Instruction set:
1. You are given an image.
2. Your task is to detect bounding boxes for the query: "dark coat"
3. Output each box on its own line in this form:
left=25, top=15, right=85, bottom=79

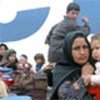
left=47, top=16, right=90, bottom=63
left=50, top=31, right=94, bottom=100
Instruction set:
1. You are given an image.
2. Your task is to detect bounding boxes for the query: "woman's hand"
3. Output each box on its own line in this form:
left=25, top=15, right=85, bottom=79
left=81, top=62, right=94, bottom=75
left=81, top=62, right=94, bottom=86
left=82, top=74, right=91, bottom=86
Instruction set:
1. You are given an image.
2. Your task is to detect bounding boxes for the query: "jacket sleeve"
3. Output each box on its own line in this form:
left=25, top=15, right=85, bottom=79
left=91, top=75, right=100, bottom=85
left=68, top=20, right=90, bottom=36
left=78, top=22, right=90, bottom=36
left=45, top=24, right=58, bottom=45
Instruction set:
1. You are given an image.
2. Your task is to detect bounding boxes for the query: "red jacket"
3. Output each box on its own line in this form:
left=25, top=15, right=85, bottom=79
left=89, top=86, right=100, bottom=100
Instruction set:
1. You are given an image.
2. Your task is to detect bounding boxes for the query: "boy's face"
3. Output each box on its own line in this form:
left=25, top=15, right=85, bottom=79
left=19, top=56, right=27, bottom=64
left=91, top=39, right=100, bottom=61
left=67, top=9, right=79, bottom=20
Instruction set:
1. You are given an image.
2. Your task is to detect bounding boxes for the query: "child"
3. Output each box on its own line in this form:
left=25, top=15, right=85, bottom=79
left=83, top=34, right=100, bottom=100
left=17, top=54, right=32, bottom=72
left=34, top=53, right=45, bottom=72
left=90, top=34, right=100, bottom=85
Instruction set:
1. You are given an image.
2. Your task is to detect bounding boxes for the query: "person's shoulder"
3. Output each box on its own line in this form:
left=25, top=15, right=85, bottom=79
left=60, top=16, right=76, bottom=27
left=54, top=63, right=69, bottom=71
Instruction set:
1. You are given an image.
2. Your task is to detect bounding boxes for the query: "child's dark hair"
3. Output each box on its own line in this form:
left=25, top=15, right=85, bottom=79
left=67, top=2, right=80, bottom=13
left=21, top=54, right=28, bottom=60
left=34, top=53, right=45, bottom=64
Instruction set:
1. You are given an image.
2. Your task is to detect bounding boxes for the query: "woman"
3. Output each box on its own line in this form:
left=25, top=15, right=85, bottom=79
left=0, top=49, right=18, bottom=71
left=50, top=31, right=94, bottom=100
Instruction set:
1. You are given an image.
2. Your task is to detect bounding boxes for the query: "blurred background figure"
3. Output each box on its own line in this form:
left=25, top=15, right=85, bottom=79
left=34, top=53, right=45, bottom=72
left=0, top=43, right=8, bottom=62
left=17, top=54, right=32, bottom=71
left=0, top=49, right=17, bottom=71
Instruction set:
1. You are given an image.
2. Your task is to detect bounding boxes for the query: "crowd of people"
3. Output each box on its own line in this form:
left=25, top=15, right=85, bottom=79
left=0, top=43, right=50, bottom=99
left=0, top=2, right=100, bottom=100
left=0, top=43, right=46, bottom=73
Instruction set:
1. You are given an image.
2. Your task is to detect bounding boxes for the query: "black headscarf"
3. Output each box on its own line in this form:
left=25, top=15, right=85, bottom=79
left=63, top=30, right=91, bottom=66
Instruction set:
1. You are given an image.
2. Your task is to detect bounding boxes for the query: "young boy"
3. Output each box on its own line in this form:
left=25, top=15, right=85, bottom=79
left=45, top=2, right=90, bottom=64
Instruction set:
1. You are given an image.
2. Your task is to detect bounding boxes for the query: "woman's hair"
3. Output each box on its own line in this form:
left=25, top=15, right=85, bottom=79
left=1, top=49, right=16, bottom=62
left=34, top=53, right=45, bottom=64
left=6, top=49, right=16, bottom=60
left=72, top=33, right=90, bottom=47
left=63, top=31, right=91, bottom=65
left=0, top=43, right=8, bottom=50
left=67, top=2, right=80, bottom=13
left=91, top=33, right=100, bottom=41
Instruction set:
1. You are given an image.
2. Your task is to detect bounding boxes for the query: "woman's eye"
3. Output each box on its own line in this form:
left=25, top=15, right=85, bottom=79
left=73, top=47, right=80, bottom=51
left=83, top=45, right=88, bottom=49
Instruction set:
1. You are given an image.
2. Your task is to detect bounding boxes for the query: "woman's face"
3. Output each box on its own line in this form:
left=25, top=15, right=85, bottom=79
left=72, top=37, right=89, bottom=65
left=0, top=46, right=6, bottom=56
left=8, top=53, right=16, bottom=63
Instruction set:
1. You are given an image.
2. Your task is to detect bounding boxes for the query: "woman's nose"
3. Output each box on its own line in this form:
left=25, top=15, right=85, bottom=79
left=80, top=48, right=85, bottom=55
